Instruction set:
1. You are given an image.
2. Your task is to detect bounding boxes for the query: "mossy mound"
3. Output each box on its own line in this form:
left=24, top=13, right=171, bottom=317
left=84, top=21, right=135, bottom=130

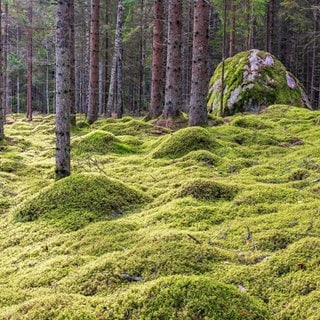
left=152, top=127, right=220, bottom=159
left=208, top=49, right=311, bottom=116
left=15, top=174, right=148, bottom=223
left=72, top=130, right=134, bottom=155
left=180, top=150, right=220, bottom=166
left=176, top=179, right=237, bottom=201
left=101, top=119, right=155, bottom=136
left=107, top=275, right=271, bottom=320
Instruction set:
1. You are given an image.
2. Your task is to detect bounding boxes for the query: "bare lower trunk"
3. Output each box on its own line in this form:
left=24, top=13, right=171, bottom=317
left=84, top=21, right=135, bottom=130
left=0, top=0, right=4, bottom=140
left=229, top=0, right=235, bottom=57
left=70, top=0, right=76, bottom=125
left=27, top=0, right=33, bottom=121
left=163, top=0, right=183, bottom=119
left=87, top=0, right=100, bottom=124
left=106, top=0, right=124, bottom=118
left=188, top=0, right=209, bottom=126
left=55, top=0, right=71, bottom=179
left=149, top=0, right=164, bottom=118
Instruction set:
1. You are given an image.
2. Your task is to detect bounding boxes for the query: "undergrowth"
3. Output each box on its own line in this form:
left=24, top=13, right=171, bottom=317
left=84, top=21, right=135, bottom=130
left=1, top=106, right=320, bottom=319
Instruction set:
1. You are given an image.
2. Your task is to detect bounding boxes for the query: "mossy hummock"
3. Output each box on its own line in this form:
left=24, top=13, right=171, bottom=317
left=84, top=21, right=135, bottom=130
left=207, top=49, right=311, bottom=116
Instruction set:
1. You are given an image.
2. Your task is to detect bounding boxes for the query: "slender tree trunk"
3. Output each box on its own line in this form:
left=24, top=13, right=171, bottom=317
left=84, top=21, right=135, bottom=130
left=106, top=0, right=124, bottom=118
left=70, top=0, right=76, bottom=125
left=137, top=0, right=145, bottom=116
left=0, top=0, right=4, bottom=140
left=310, top=7, right=318, bottom=108
left=55, top=0, right=71, bottom=179
left=87, top=0, right=100, bottom=123
left=149, top=0, right=164, bottom=118
left=229, top=0, right=236, bottom=57
left=2, top=3, right=8, bottom=119
left=27, top=0, right=33, bottom=121
left=265, top=0, right=274, bottom=52
left=16, top=25, right=20, bottom=113
left=189, top=0, right=209, bottom=126
left=163, top=0, right=183, bottom=119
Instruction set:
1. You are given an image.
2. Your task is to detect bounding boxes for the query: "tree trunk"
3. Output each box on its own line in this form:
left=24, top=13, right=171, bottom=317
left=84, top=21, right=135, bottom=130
left=229, top=0, right=236, bottom=57
left=27, top=0, right=33, bottom=121
left=0, top=0, right=4, bottom=140
left=265, top=0, right=274, bottom=52
left=149, top=0, right=164, bottom=118
left=106, top=0, right=124, bottom=118
left=87, top=0, right=100, bottom=124
left=137, top=0, right=145, bottom=116
left=70, top=0, right=76, bottom=125
left=163, top=0, right=183, bottom=119
left=310, top=7, right=319, bottom=108
left=2, top=3, right=9, bottom=118
left=189, top=0, right=209, bottom=126
left=55, top=0, right=71, bottom=180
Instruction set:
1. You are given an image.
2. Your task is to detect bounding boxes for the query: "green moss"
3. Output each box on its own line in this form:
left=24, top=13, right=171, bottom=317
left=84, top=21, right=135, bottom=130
left=231, top=115, right=274, bottom=129
left=106, top=275, right=271, bottom=319
left=72, top=130, right=135, bottom=155
left=101, top=119, right=155, bottom=136
left=176, top=178, right=237, bottom=201
left=207, top=50, right=310, bottom=116
left=180, top=150, right=220, bottom=167
left=15, top=173, right=149, bottom=223
left=152, top=127, right=221, bottom=159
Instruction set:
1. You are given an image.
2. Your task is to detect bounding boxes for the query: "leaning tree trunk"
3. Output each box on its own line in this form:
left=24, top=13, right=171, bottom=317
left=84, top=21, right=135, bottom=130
left=188, top=0, right=209, bottom=126
left=55, top=0, right=71, bottom=180
left=27, top=0, right=33, bottom=121
left=149, top=0, right=164, bottom=118
left=106, top=0, right=124, bottom=118
left=0, top=0, right=4, bottom=140
left=163, top=0, right=183, bottom=119
left=87, top=0, right=100, bottom=124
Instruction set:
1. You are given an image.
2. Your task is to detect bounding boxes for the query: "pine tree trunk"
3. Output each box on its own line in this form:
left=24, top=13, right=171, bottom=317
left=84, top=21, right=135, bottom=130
left=70, top=0, right=76, bottom=125
left=27, top=0, right=33, bottom=121
left=229, top=0, right=236, bottom=57
left=106, top=0, right=124, bottom=118
left=0, top=0, right=4, bottom=140
left=149, top=0, right=164, bottom=118
left=188, top=0, right=209, bottom=126
left=3, top=4, right=8, bottom=118
left=87, top=0, right=100, bottom=124
left=163, top=0, right=183, bottom=119
left=55, top=0, right=71, bottom=180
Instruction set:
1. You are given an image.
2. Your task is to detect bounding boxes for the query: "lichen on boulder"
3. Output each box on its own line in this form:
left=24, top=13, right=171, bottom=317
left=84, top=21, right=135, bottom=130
left=207, top=49, right=311, bottom=116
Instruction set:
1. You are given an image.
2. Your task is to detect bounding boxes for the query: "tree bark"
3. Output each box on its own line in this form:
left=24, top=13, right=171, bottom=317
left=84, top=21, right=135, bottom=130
left=229, top=0, right=236, bottom=57
left=55, top=0, right=71, bottom=180
left=106, top=0, right=124, bottom=118
left=87, top=0, right=100, bottom=124
left=189, top=0, right=209, bottom=126
left=149, top=0, right=164, bottom=118
left=0, top=0, right=4, bottom=140
left=70, top=0, right=76, bottom=125
left=27, top=0, right=33, bottom=121
left=3, top=3, right=8, bottom=118
left=163, top=0, right=183, bottom=119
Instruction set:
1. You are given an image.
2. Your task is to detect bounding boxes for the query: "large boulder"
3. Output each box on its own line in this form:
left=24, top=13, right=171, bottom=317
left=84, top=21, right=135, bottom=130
left=207, top=49, right=311, bottom=116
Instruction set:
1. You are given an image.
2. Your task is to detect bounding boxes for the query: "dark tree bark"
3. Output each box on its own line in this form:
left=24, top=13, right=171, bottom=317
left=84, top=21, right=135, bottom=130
left=188, top=0, right=209, bottom=126
left=0, top=0, right=4, bottom=140
left=55, top=0, right=71, bottom=179
left=27, top=0, right=33, bottom=121
left=265, top=0, right=274, bottom=52
left=106, top=0, right=124, bottom=118
left=87, top=0, right=100, bottom=124
left=163, top=0, right=183, bottom=119
left=310, top=6, right=319, bottom=107
left=229, top=0, right=236, bottom=57
left=149, top=0, right=164, bottom=118
left=3, top=3, right=8, bottom=118
left=70, top=0, right=76, bottom=125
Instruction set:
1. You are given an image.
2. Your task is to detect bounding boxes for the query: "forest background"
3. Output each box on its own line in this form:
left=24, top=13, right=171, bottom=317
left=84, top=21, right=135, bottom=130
left=0, top=0, right=319, bottom=121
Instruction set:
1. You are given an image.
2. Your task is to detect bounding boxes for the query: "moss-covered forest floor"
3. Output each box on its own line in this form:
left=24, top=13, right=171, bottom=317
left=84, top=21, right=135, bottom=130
left=1, top=105, right=320, bottom=319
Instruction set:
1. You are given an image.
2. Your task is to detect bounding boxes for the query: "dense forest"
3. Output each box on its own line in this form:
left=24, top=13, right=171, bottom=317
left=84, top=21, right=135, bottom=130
left=1, top=1, right=320, bottom=319
left=0, top=0, right=319, bottom=118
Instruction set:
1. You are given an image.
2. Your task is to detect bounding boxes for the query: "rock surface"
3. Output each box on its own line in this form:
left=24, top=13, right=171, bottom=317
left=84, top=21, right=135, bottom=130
left=207, top=49, right=311, bottom=116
